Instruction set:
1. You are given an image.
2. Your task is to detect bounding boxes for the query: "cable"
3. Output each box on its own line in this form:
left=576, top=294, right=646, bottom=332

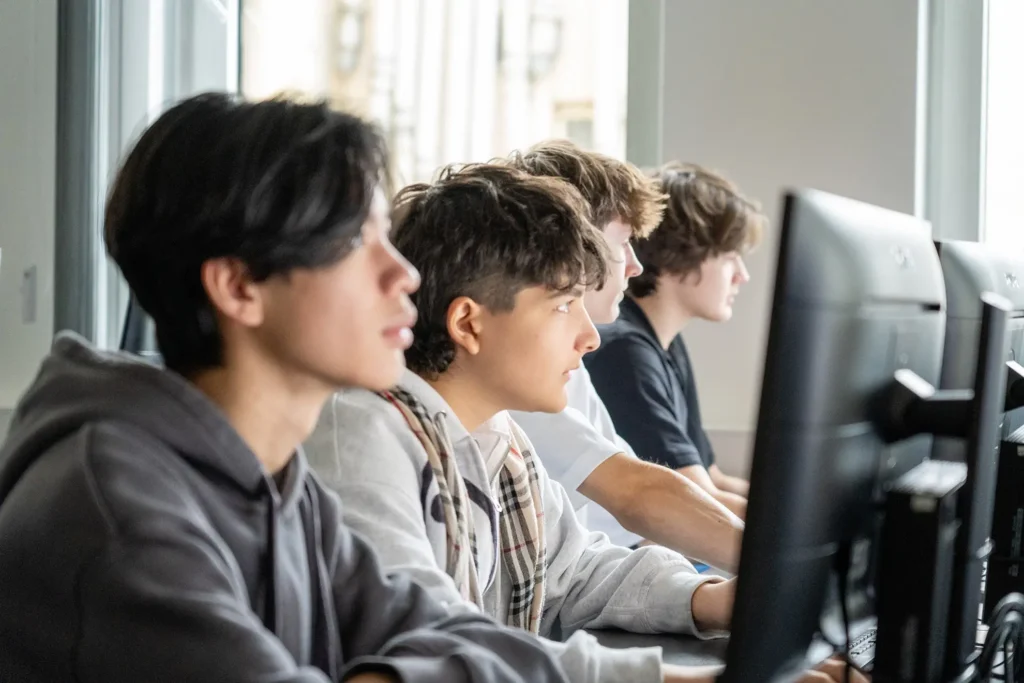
left=835, top=541, right=853, bottom=683
left=969, top=592, right=1024, bottom=683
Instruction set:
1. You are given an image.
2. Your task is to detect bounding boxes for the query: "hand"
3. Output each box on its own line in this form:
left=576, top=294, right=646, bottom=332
left=690, top=577, right=735, bottom=632
left=797, top=658, right=870, bottom=683
left=346, top=673, right=398, bottom=683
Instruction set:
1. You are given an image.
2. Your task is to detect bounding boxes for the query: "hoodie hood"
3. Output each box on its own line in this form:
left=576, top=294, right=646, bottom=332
left=0, top=332, right=269, bottom=503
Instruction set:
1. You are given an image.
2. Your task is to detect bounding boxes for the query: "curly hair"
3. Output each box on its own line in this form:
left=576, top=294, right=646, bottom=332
left=505, top=139, right=666, bottom=238
left=391, top=163, right=609, bottom=378
left=629, top=162, right=765, bottom=298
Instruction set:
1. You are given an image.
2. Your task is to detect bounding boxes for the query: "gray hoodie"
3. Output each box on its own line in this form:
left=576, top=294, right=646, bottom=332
left=0, top=334, right=568, bottom=683
left=305, top=370, right=726, bottom=683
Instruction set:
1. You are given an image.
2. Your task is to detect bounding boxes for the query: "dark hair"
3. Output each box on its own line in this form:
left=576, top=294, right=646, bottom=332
left=105, top=92, right=389, bottom=374
left=391, top=163, right=609, bottom=378
left=505, top=139, right=666, bottom=238
left=629, top=162, right=766, bottom=298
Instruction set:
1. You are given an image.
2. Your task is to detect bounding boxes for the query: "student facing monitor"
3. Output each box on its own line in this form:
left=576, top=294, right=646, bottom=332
left=720, top=189, right=1010, bottom=683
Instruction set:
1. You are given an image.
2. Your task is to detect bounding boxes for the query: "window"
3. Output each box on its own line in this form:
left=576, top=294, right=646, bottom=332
left=983, top=0, right=1024, bottom=253
left=241, top=0, right=629, bottom=185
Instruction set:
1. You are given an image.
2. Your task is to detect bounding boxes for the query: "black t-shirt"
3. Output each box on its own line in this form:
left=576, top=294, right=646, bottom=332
left=585, top=297, right=716, bottom=471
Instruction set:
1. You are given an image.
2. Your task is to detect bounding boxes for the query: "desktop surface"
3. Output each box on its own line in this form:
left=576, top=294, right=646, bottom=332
left=582, top=629, right=729, bottom=667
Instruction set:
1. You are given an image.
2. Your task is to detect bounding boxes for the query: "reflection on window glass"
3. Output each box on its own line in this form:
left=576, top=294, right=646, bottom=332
left=241, top=0, right=628, bottom=185
left=984, top=0, right=1024, bottom=253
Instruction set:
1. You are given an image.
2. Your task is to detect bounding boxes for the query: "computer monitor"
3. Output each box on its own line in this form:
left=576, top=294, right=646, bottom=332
left=720, top=189, right=946, bottom=682
left=935, top=240, right=1024, bottom=672
left=935, top=240, right=1024, bottom=446
left=720, top=190, right=1009, bottom=682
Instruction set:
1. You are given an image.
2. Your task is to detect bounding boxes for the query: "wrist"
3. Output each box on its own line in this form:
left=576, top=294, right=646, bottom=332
left=691, top=578, right=733, bottom=632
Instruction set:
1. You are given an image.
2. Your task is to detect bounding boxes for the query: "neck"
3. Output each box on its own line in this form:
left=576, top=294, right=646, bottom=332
left=425, top=368, right=500, bottom=433
left=190, top=361, right=329, bottom=475
left=632, top=293, right=692, bottom=350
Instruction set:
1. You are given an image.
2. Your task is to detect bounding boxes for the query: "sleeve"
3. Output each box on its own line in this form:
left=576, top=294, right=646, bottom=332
left=324, top=512, right=573, bottom=683
left=584, top=336, right=704, bottom=470
left=312, top=395, right=663, bottom=683
left=510, top=405, right=621, bottom=511
left=513, top=426, right=724, bottom=640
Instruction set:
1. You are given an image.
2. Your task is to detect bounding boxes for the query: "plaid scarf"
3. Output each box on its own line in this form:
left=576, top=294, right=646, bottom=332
left=498, top=419, right=548, bottom=632
left=379, top=390, right=547, bottom=633
left=380, top=388, right=482, bottom=608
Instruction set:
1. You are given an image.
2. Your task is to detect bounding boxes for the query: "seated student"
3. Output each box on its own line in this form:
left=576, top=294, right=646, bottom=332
left=305, top=163, right=863, bottom=683
left=504, top=141, right=743, bottom=572
left=585, top=163, right=765, bottom=520
left=305, top=163, right=737, bottom=683
left=0, top=93, right=570, bottom=683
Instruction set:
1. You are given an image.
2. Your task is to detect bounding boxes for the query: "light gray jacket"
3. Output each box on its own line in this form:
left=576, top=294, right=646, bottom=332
left=305, top=370, right=724, bottom=683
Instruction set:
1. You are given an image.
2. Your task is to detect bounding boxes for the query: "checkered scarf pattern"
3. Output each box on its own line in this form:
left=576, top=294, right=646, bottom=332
left=380, top=389, right=482, bottom=608
left=380, top=391, right=547, bottom=633
left=498, top=418, right=547, bottom=633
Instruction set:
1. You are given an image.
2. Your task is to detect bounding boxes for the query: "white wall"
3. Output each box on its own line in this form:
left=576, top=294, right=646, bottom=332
left=652, top=0, right=924, bottom=474
left=0, top=0, right=57, bottom=422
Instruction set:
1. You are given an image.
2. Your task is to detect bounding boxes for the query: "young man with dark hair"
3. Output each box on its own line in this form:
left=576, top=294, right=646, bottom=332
left=505, top=141, right=744, bottom=571
left=305, top=162, right=738, bottom=683
left=586, top=162, right=767, bottom=520
left=0, top=93, right=569, bottom=683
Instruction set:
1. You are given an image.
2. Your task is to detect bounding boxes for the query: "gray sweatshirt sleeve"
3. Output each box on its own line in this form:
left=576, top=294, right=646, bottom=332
left=321, top=498, right=572, bottom=683
left=306, top=392, right=667, bottom=683
left=76, top=488, right=567, bottom=683
left=525, top=428, right=726, bottom=639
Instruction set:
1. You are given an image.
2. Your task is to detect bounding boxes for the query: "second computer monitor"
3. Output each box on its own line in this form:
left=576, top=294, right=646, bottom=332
left=935, top=239, right=1024, bottom=450
left=721, top=190, right=947, bottom=683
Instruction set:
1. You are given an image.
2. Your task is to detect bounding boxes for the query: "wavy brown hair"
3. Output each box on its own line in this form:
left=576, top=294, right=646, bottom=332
left=629, top=162, right=765, bottom=298
left=505, top=139, right=665, bottom=238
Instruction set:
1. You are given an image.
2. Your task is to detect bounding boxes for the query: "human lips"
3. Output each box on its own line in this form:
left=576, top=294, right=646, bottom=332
left=383, top=311, right=417, bottom=349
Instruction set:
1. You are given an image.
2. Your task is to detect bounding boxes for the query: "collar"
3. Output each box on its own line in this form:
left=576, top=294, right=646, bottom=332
left=618, top=296, right=664, bottom=348
left=395, top=369, right=473, bottom=445
left=471, top=412, right=515, bottom=482
left=398, top=370, right=513, bottom=482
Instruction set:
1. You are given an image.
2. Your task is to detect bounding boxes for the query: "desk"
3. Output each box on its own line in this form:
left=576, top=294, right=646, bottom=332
left=583, top=629, right=729, bottom=667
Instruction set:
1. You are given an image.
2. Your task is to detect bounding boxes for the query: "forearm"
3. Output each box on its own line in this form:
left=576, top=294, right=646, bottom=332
left=675, top=466, right=746, bottom=521
left=622, top=471, right=743, bottom=572
left=709, top=467, right=749, bottom=498
left=711, top=489, right=746, bottom=520
left=720, top=475, right=749, bottom=498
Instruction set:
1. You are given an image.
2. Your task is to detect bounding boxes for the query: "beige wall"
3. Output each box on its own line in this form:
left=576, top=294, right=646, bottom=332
left=654, top=0, right=924, bottom=476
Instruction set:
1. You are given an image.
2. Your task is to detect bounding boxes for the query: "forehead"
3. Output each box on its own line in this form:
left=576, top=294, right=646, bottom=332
left=510, top=282, right=582, bottom=306
left=602, top=218, right=633, bottom=241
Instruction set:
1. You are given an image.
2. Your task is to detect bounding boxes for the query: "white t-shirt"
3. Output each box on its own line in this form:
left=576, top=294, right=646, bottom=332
left=510, top=366, right=644, bottom=548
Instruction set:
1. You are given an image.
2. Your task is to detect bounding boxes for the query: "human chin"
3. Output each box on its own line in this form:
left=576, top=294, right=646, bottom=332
left=516, top=382, right=569, bottom=414
left=585, top=290, right=620, bottom=325
left=351, top=347, right=407, bottom=391
left=712, top=303, right=734, bottom=322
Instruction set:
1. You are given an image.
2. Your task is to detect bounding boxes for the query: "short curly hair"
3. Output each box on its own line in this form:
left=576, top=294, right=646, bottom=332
left=505, top=140, right=666, bottom=238
left=391, top=163, right=609, bottom=378
left=629, top=162, right=765, bottom=298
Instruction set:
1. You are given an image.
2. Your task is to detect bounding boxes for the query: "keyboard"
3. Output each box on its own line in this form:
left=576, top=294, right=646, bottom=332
left=847, top=627, right=876, bottom=672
